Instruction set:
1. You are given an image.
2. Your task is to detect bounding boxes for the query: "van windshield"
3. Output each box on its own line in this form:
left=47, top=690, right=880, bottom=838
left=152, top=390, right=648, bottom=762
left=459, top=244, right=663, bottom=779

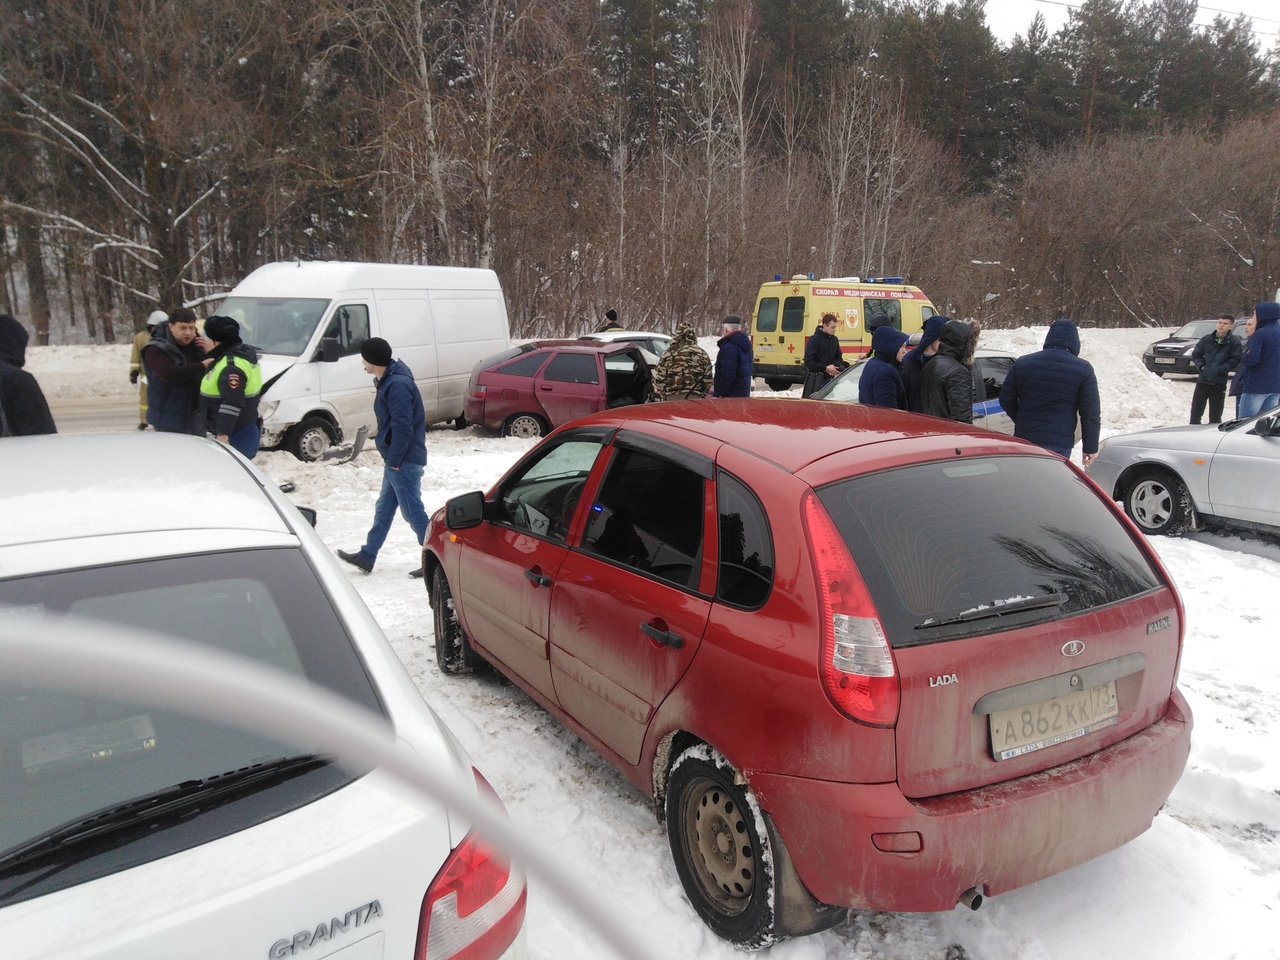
left=217, top=297, right=331, bottom=357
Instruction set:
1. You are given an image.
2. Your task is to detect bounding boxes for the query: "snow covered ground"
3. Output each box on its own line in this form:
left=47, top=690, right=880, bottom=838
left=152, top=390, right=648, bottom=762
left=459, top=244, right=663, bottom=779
left=25, top=328, right=1280, bottom=959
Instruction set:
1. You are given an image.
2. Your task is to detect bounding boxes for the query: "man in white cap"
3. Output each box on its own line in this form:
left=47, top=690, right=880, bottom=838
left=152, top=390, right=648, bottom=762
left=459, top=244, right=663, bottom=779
left=130, top=309, right=168, bottom=430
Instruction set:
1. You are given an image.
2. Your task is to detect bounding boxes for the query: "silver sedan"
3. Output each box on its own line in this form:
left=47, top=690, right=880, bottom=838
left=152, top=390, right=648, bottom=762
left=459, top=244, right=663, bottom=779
left=1086, top=407, right=1280, bottom=535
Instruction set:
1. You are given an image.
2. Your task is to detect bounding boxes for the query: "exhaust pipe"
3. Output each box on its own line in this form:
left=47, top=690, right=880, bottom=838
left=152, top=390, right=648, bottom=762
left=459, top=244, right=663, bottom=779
left=958, top=886, right=983, bottom=911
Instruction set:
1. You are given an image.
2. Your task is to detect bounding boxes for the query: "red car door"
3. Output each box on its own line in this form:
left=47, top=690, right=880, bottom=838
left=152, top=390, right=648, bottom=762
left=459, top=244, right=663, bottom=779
left=547, top=438, right=713, bottom=765
left=535, top=351, right=604, bottom=428
left=455, top=435, right=607, bottom=703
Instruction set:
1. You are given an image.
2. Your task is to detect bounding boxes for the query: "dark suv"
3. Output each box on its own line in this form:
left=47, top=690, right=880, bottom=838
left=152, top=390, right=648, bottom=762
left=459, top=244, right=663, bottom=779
left=1143, top=317, right=1248, bottom=376
left=464, top=340, right=653, bottom=438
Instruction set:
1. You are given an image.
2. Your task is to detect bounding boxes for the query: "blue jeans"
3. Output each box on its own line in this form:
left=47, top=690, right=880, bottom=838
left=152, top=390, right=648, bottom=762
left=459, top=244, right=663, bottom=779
left=1238, top=393, right=1280, bottom=419
left=227, top=422, right=261, bottom=460
left=358, top=462, right=428, bottom=562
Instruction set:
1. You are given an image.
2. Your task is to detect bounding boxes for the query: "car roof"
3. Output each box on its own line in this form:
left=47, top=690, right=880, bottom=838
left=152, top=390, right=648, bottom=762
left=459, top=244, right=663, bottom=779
left=579, top=331, right=672, bottom=342
left=561, top=398, right=1037, bottom=476
left=527, top=338, right=643, bottom=353
left=0, top=435, right=296, bottom=569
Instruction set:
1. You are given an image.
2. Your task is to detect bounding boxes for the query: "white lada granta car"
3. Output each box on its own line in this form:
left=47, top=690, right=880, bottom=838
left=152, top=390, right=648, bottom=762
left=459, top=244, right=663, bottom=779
left=0, top=433, right=527, bottom=960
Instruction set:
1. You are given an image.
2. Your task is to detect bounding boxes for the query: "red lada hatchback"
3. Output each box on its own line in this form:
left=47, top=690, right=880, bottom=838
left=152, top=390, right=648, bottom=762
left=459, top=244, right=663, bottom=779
left=422, top=399, right=1192, bottom=948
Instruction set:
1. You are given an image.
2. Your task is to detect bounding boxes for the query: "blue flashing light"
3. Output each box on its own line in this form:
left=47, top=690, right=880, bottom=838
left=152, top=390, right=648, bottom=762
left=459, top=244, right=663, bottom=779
left=807, top=272, right=815, bottom=280
left=867, top=276, right=904, bottom=284
left=774, top=274, right=782, bottom=282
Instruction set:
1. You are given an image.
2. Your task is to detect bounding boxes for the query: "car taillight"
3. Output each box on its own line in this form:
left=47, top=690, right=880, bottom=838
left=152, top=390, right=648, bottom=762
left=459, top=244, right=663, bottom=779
left=416, top=770, right=526, bottom=960
left=802, top=490, right=900, bottom=727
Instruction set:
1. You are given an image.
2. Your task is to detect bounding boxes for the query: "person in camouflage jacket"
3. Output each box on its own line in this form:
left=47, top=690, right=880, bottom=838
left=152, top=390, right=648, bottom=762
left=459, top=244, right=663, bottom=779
left=653, top=322, right=713, bottom=400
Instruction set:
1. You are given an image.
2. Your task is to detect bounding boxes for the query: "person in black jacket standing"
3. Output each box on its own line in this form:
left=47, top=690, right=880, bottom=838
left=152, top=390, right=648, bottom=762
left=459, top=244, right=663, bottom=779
left=919, top=318, right=975, bottom=423
left=0, top=313, right=57, bottom=436
left=1190, top=315, right=1242, bottom=424
left=999, top=318, right=1100, bottom=464
left=801, top=312, right=847, bottom=397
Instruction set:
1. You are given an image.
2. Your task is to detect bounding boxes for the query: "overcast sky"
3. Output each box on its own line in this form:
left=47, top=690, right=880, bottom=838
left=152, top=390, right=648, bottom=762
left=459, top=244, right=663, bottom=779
left=980, top=0, right=1280, bottom=46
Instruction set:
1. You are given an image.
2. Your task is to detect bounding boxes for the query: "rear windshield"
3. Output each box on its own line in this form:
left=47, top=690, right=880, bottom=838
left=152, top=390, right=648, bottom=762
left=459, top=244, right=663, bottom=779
left=0, top=548, right=380, bottom=903
left=817, top=456, right=1163, bottom=647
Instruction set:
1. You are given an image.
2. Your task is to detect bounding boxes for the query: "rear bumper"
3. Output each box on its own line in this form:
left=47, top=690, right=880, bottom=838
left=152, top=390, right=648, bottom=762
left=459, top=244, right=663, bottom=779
left=752, top=362, right=804, bottom=383
left=752, top=689, right=1192, bottom=912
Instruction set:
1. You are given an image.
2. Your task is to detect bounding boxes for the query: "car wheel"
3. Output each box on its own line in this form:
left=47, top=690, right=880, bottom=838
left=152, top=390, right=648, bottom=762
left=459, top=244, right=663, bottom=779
left=287, top=417, right=335, bottom=462
left=432, top=567, right=480, bottom=674
left=666, top=745, right=780, bottom=949
left=503, top=413, right=546, bottom=439
left=452, top=414, right=468, bottom=430
left=1124, top=469, right=1192, bottom=535
left=765, top=379, right=792, bottom=392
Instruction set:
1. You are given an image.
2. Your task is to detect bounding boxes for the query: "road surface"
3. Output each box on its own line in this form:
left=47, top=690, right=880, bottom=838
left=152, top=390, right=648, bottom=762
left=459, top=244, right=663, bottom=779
left=47, top=397, right=140, bottom=434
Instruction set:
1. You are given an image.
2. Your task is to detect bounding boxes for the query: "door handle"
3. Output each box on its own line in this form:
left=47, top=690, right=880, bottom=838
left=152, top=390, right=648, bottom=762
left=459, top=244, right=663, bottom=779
left=523, top=568, right=551, bottom=587
left=641, top=621, right=683, bottom=648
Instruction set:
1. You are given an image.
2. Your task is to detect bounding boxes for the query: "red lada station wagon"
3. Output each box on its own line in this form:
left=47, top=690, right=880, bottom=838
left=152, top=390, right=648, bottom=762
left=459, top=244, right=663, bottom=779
left=422, top=399, right=1192, bottom=947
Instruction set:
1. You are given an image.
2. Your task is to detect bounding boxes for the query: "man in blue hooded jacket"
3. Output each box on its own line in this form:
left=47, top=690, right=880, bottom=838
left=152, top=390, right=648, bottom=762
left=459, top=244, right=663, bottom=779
left=999, top=318, right=1101, bottom=464
left=338, top=337, right=430, bottom=578
left=858, top=325, right=910, bottom=409
left=1237, top=301, right=1280, bottom=419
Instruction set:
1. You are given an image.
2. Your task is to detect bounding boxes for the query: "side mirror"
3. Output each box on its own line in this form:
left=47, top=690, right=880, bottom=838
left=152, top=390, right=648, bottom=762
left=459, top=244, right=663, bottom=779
left=318, top=338, right=341, bottom=363
left=296, top=506, right=318, bottom=528
left=445, top=491, right=486, bottom=530
left=1252, top=415, right=1280, bottom=438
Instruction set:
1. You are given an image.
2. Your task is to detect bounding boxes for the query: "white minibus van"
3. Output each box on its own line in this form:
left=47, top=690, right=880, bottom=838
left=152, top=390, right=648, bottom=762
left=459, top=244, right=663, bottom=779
left=217, top=261, right=510, bottom=459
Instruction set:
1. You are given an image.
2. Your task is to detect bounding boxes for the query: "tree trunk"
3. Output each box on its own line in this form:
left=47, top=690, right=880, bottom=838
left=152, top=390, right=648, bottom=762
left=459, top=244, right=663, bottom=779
left=18, top=216, right=51, bottom=346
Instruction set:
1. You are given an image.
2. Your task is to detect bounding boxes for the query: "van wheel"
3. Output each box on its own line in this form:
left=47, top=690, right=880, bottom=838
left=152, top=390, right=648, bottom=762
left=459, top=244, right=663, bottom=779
left=287, top=418, right=335, bottom=461
left=1124, top=468, right=1192, bottom=535
left=765, top=379, right=793, bottom=392
left=453, top=415, right=467, bottom=430
left=504, top=413, right=547, bottom=439
left=667, top=745, right=781, bottom=949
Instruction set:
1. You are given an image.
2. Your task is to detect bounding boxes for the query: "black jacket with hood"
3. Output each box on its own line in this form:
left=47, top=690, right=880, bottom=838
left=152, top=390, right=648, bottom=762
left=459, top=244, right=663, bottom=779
left=998, top=318, right=1101, bottom=458
left=919, top=318, right=974, bottom=423
left=0, top=314, right=57, bottom=436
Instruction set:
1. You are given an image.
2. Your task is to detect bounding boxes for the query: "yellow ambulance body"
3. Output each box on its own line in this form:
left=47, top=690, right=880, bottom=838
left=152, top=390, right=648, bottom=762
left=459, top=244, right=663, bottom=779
left=749, top=274, right=937, bottom=390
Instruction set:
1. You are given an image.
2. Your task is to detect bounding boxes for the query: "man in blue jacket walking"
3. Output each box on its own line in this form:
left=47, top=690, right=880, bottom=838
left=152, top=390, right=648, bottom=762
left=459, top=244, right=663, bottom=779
left=338, top=337, right=430, bottom=578
left=999, top=318, right=1101, bottom=465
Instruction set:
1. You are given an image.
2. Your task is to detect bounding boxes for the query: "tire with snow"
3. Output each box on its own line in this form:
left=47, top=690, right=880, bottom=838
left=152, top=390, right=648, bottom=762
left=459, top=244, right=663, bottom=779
left=432, top=567, right=481, bottom=674
left=666, top=745, right=780, bottom=949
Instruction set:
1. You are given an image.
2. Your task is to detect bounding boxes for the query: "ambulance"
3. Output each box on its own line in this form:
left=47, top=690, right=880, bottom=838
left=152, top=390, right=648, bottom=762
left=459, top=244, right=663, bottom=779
left=749, top=274, right=937, bottom=390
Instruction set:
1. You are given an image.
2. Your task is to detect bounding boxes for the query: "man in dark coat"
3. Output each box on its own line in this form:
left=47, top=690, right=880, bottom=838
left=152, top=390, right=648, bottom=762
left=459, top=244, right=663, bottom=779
left=338, top=337, right=431, bottom=578
left=801, top=312, right=847, bottom=397
left=999, top=318, right=1101, bottom=464
left=919, top=318, right=975, bottom=423
left=712, top=315, right=752, bottom=398
left=1237, top=301, right=1280, bottom=419
left=140, top=307, right=211, bottom=434
left=1189, top=314, right=1243, bottom=424
left=0, top=313, right=57, bottom=436
left=901, top=314, right=947, bottom=413
left=857, top=325, right=910, bottom=409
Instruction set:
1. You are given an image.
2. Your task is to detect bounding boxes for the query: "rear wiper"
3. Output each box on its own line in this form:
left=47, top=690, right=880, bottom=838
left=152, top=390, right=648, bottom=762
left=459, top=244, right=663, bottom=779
left=916, top=592, right=1068, bottom=630
left=0, top=754, right=328, bottom=878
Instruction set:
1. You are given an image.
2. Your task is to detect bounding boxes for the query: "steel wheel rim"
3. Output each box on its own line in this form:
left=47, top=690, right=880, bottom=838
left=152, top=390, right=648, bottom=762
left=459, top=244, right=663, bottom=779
left=508, top=415, right=542, bottom=439
left=681, top=775, right=756, bottom=916
left=300, top=428, right=330, bottom=459
left=1131, top=479, right=1171, bottom=530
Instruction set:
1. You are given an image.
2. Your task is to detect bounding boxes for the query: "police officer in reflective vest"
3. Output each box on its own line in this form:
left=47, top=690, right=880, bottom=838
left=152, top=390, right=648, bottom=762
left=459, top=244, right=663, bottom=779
left=200, top=315, right=263, bottom=459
